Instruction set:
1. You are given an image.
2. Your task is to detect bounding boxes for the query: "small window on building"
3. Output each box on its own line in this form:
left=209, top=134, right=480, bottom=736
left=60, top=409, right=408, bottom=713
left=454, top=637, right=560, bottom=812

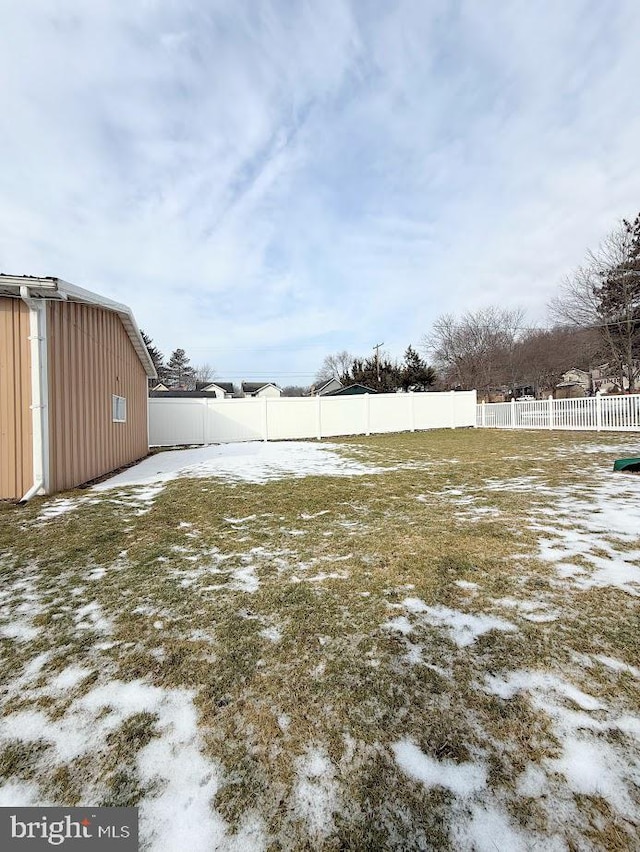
left=112, top=395, right=127, bottom=423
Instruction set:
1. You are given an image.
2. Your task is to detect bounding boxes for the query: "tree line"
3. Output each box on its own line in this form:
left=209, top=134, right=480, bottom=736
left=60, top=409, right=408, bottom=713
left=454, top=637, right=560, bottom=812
left=142, top=212, right=639, bottom=397
left=318, top=212, right=640, bottom=397
left=141, top=334, right=215, bottom=389
left=316, top=346, right=436, bottom=393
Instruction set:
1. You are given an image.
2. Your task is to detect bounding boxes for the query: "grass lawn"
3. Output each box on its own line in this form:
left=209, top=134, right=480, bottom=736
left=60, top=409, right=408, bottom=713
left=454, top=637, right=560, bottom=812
left=1, top=429, right=639, bottom=850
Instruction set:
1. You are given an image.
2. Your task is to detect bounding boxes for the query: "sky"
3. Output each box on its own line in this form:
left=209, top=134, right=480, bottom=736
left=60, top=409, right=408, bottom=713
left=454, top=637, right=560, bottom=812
left=1, top=0, right=640, bottom=386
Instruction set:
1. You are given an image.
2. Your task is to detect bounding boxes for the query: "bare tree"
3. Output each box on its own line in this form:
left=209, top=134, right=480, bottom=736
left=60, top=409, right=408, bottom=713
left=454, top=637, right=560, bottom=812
left=512, top=326, right=603, bottom=395
left=422, top=307, right=525, bottom=394
left=315, top=350, right=354, bottom=384
left=550, top=214, right=640, bottom=391
left=192, top=363, right=217, bottom=385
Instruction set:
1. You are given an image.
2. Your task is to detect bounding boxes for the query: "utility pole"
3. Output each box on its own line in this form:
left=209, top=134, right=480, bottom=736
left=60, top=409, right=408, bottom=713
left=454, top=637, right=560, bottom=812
left=373, top=342, right=384, bottom=384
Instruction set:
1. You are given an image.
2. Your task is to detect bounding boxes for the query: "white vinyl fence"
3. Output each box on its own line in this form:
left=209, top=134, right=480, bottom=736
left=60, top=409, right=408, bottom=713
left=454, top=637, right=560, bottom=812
left=477, top=394, right=640, bottom=432
left=149, top=391, right=477, bottom=447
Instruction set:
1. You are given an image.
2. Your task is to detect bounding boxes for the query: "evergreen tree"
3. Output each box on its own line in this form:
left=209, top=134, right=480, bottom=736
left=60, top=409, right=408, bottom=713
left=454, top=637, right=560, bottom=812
left=140, top=330, right=168, bottom=385
left=400, top=345, right=436, bottom=391
left=351, top=356, right=401, bottom=393
left=166, top=348, right=196, bottom=389
left=593, top=213, right=640, bottom=391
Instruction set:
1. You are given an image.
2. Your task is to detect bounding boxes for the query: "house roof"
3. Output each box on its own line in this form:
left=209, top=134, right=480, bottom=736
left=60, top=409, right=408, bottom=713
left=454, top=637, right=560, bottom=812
left=241, top=382, right=280, bottom=393
left=562, top=368, right=590, bottom=377
left=195, top=381, right=234, bottom=393
left=327, top=383, right=376, bottom=395
left=150, top=390, right=221, bottom=398
left=0, top=274, right=156, bottom=378
left=313, top=377, right=343, bottom=393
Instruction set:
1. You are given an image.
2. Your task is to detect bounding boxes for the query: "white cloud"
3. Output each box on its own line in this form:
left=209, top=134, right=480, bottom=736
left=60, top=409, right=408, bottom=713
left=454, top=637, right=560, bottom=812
left=1, top=0, right=639, bottom=380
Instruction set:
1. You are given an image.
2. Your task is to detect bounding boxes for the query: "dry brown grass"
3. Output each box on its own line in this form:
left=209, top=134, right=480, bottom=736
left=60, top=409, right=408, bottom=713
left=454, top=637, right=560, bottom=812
left=1, top=428, right=639, bottom=849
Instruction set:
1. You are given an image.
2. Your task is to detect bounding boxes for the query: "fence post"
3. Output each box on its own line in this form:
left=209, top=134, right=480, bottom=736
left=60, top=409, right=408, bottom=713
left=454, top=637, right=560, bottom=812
left=548, top=394, right=554, bottom=430
left=202, top=399, right=207, bottom=445
left=450, top=390, right=456, bottom=429
left=409, top=391, right=415, bottom=432
left=316, top=393, right=322, bottom=440
left=595, top=391, right=602, bottom=432
left=481, top=400, right=486, bottom=428
left=365, top=393, right=371, bottom=436
left=510, top=397, right=515, bottom=428
left=262, top=396, right=269, bottom=442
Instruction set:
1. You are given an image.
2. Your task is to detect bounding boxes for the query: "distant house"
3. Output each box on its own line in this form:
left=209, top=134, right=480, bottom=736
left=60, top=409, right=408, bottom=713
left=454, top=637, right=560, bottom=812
left=0, top=274, right=156, bottom=500
left=558, top=369, right=590, bottom=396
left=556, top=365, right=631, bottom=398
left=590, top=364, right=630, bottom=394
left=151, top=382, right=170, bottom=391
left=327, top=383, right=376, bottom=396
left=195, top=381, right=234, bottom=398
left=241, top=382, right=282, bottom=398
left=310, top=378, right=343, bottom=396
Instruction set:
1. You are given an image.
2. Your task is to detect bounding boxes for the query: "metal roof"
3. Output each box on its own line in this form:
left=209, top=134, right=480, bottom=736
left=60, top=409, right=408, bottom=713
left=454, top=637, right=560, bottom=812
left=0, top=274, right=156, bottom=378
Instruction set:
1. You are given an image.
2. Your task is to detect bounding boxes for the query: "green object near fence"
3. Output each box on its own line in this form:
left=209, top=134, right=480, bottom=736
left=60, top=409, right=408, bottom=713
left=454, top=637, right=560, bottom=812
left=613, top=457, right=640, bottom=472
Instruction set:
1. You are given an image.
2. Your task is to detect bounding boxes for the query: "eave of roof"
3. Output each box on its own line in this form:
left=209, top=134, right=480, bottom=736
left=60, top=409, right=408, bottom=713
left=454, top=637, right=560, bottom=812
left=0, top=274, right=156, bottom=378
left=242, top=382, right=281, bottom=392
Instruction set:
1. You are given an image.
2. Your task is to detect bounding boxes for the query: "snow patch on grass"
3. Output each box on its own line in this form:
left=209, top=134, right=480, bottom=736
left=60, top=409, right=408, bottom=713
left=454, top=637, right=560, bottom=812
left=229, top=565, right=260, bottom=593
left=49, top=666, right=92, bottom=692
left=483, top=669, right=640, bottom=824
left=534, top=474, right=640, bottom=596
left=293, top=746, right=339, bottom=842
left=74, top=601, right=112, bottom=634
left=595, top=655, right=640, bottom=678
left=94, top=441, right=382, bottom=489
left=37, top=497, right=88, bottom=521
left=392, top=740, right=486, bottom=795
left=397, top=599, right=517, bottom=647
left=0, top=678, right=262, bottom=851
left=0, top=621, right=39, bottom=642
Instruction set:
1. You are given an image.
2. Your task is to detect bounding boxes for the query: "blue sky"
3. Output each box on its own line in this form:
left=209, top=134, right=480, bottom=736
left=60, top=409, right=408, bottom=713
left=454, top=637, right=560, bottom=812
left=1, top=0, right=640, bottom=384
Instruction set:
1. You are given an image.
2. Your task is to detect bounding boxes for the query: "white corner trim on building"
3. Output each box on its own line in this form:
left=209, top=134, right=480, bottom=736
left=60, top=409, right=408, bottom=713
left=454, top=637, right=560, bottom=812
left=19, top=286, right=49, bottom=501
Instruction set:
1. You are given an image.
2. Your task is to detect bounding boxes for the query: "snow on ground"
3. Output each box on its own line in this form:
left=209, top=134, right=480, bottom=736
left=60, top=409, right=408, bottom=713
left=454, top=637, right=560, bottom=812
left=482, top=669, right=640, bottom=824
left=93, top=441, right=381, bottom=491
left=391, top=740, right=566, bottom=851
left=293, top=747, right=339, bottom=843
left=386, top=598, right=516, bottom=647
left=0, top=671, right=266, bottom=851
left=392, top=741, right=486, bottom=795
left=390, top=662, right=640, bottom=850
left=534, top=472, right=640, bottom=595
left=37, top=497, right=88, bottom=520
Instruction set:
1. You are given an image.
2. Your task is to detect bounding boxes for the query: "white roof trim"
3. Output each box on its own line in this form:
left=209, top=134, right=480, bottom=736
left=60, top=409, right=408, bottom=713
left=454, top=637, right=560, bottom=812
left=0, top=275, right=157, bottom=378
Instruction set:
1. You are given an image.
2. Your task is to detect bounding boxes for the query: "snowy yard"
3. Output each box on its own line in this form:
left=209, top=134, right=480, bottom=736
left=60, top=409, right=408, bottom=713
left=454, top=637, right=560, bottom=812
left=1, top=430, right=639, bottom=850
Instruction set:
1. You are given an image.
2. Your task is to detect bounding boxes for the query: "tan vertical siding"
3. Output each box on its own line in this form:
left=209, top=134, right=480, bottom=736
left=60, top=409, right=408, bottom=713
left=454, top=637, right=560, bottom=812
left=0, top=298, right=33, bottom=499
left=47, top=301, right=148, bottom=492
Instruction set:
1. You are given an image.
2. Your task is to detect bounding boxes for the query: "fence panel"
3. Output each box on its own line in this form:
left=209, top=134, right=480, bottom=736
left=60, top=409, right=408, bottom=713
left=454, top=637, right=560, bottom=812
left=476, top=394, right=640, bottom=432
left=149, top=390, right=477, bottom=446
left=263, top=397, right=317, bottom=440
left=369, top=394, right=412, bottom=434
left=319, top=395, right=369, bottom=437
left=204, top=398, right=264, bottom=443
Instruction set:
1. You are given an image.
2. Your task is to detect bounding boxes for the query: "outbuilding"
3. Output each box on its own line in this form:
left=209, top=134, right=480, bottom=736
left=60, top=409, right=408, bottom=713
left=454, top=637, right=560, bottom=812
left=0, top=275, right=156, bottom=500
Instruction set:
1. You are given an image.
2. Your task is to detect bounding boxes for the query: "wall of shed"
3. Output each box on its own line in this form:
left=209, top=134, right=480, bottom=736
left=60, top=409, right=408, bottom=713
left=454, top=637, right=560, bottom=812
left=0, top=297, right=33, bottom=499
left=47, top=300, right=149, bottom=492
